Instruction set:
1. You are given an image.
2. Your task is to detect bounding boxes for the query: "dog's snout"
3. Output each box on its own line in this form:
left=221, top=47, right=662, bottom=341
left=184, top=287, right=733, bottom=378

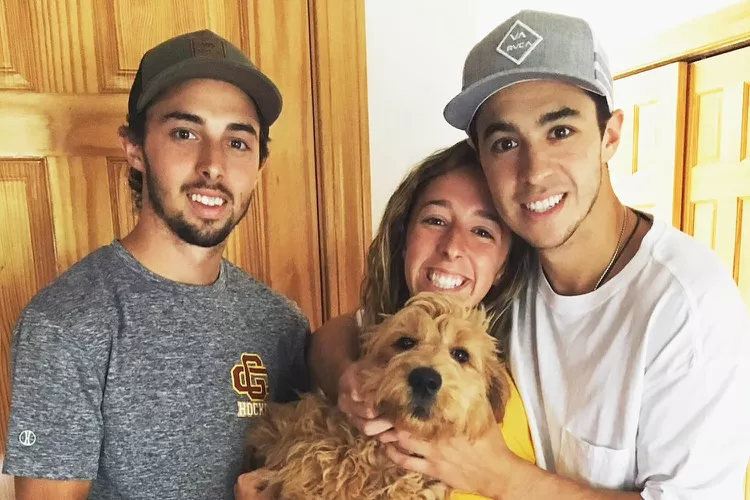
left=408, top=367, right=442, bottom=399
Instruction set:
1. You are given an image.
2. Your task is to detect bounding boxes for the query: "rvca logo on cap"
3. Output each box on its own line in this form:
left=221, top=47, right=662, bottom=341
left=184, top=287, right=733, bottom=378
left=496, top=20, right=543, bottom=65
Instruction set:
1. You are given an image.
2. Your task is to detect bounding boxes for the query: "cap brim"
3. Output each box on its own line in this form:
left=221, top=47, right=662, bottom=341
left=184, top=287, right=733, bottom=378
left=136, top=58, right=283, bottom=126
left=444, top=69, right=608, bottom=132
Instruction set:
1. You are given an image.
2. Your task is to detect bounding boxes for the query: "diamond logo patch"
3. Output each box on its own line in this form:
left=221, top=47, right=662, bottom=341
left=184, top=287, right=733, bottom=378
left=496, top=20, right=543, bottom=65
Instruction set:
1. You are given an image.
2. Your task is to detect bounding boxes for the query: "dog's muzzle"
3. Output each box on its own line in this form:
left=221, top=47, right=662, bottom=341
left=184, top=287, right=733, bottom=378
left=408, top=367, right=442, bottom=418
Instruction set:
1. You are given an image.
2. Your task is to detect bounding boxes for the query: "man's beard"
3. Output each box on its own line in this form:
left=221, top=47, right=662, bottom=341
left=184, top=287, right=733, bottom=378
left=144, top=155, right=252, bottom=248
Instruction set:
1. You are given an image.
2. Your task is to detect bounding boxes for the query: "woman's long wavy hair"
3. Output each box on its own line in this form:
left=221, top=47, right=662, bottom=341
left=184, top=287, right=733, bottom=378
left=360, top=139, right=533, bottom=350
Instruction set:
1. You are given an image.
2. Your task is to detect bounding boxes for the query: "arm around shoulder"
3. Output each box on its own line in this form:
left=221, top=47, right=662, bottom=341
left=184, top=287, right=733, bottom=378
left=307, top=310, right=360, bottom=399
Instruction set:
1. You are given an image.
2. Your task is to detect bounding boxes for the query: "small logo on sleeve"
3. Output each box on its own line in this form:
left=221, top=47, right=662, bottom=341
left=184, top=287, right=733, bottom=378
left=231, top=353, right=269, bottom=418
left=19, top=430, right=36, bottom=447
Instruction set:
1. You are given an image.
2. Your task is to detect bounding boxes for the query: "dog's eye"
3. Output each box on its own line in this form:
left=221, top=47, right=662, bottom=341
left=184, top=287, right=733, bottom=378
left=393, top=336, right=417, bottom=351
left=451, top=348, right=470, bottom=364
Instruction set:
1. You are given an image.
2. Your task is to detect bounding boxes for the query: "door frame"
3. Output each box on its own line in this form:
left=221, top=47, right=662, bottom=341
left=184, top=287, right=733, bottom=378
left=310, top=0, right=372, bottom=322
left=612, top=2, right=750, bottom=78
left=610, top=2, right=750, bottom=237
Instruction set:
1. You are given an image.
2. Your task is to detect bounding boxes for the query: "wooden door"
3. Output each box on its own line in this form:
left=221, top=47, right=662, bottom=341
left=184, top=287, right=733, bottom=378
left=0, top=1, right=324, bottom=496
left=610, top=62, right=688, bottom=228
left=685, top=45, right=750, bottom=308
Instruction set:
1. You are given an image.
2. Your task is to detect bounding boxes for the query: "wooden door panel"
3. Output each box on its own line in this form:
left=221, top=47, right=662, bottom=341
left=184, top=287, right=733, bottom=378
left=0, top=0, right=38, bottom=91
left=92, top=0, right=253, bottom=92
left=236, top=1, right=321, bottom=326
left=47, top=156, right=120, bottom=271
left=686, top=45, right=750, bottom=309
left=610, top=62, right=688, bottom=228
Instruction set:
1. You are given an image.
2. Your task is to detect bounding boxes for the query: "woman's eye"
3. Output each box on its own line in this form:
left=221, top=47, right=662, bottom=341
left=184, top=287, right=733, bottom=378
left=473, top=228, right=494, bottom=239
left=423, top=217, right=445, bottom=226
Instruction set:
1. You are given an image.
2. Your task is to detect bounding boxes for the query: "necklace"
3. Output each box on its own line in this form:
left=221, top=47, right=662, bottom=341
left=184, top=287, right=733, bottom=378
left=607, top=212, right=641, bottom=277
left=593, top=205, right=628, bottom=291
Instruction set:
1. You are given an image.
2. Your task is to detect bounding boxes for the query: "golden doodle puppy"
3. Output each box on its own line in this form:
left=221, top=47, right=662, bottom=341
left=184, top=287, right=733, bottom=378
left=245, top=292, right=510, bottom=499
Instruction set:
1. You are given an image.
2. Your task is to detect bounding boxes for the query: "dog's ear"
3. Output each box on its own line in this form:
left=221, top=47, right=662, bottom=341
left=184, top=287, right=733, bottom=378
left=486, top=357, right=510, bottom=422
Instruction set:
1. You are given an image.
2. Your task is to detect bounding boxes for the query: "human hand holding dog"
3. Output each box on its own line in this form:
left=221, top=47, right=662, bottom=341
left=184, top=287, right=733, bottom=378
left=337, top=359, right=399, bottom=443
left=384, top=423, right=518, bottom=498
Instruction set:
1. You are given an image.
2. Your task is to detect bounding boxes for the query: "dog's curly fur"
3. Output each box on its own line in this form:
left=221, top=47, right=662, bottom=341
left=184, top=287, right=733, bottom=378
left=245, top=292, right=510, bottom=499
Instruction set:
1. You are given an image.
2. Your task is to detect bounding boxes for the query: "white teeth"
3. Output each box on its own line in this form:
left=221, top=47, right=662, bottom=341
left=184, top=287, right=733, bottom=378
left=525, top=194, right=564, bottom=213
left=428, top=271, right=465, bottom=290
left=190, top=194, right=225, bottom=207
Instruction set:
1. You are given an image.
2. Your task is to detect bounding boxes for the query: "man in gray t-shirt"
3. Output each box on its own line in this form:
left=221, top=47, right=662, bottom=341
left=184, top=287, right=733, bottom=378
left=4, top=30, right=308, bottom=500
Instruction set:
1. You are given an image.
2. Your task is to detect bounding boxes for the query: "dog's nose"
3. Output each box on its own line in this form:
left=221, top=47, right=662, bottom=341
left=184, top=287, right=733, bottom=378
left=408, top=367, right=442, bottom=399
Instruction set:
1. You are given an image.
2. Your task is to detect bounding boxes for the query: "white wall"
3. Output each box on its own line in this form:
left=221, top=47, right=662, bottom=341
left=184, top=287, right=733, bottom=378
left=365, top=0, right=745, bottom=230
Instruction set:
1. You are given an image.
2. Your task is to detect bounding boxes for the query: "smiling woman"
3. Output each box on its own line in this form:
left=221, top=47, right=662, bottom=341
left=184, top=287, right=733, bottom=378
left=307, top=139, right=537, bottom=500
left=403, top=166, right=508, bottom=308
left=359, top=140, right=530, bottom=333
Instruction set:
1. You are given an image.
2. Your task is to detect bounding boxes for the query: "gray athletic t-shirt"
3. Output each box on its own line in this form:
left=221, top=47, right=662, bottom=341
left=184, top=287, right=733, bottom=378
left=3, top=241, right=310, bottom=499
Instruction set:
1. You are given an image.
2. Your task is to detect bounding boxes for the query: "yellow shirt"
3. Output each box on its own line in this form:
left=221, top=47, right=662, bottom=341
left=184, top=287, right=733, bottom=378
left=450, top=372, right=535, bottom=500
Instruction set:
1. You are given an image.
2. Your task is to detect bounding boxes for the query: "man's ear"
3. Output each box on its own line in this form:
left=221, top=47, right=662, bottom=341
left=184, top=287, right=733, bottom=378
left=119, top=133, right=146, bottom=173
left=601, top=109, right=624, bottom=164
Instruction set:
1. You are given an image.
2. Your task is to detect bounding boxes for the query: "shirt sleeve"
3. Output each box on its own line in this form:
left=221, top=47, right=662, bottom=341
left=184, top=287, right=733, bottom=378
left=2, top=309, right=105, bottom=480
left=637, top=284, right=750, bottom=499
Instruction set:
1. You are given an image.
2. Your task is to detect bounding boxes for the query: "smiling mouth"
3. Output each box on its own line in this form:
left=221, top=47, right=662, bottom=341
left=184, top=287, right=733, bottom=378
left=427, top=270, right=467, bottom=290
left=189, top=193, right=226, bottom=207
left=524, top=193, right=564, bottom=213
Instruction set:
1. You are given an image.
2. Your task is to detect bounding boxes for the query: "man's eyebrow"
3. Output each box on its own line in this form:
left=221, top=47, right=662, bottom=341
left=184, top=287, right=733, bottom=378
left=482, top=121, right=518, bottom=141
left=537, top=106, right=580, bottom=126
left=161, top=111, right=203, bottom=125
left=160, top=112, right=258, bottom=137
left=227, top=123, right=258, bottom=137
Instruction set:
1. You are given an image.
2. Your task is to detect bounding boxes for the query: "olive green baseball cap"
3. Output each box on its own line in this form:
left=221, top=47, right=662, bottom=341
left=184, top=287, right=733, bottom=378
left=128, top=29, right=282, bottom=126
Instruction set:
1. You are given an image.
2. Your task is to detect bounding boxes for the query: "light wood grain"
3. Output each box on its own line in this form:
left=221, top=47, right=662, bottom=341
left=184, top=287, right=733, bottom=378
left=309, top=0, right=372, bottom=321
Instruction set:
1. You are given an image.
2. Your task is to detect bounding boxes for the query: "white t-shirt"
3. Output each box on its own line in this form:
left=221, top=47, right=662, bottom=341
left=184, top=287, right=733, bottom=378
left=509, top=217, right=750, bottom=499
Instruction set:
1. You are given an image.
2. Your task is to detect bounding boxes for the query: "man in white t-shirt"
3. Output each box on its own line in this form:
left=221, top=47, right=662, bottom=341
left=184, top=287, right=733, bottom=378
left=384, top=9, right=750, bottom=499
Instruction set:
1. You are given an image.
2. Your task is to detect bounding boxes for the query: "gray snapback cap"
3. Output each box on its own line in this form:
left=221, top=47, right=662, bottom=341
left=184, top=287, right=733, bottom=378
left=444, top=10, right=613, bottom=132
